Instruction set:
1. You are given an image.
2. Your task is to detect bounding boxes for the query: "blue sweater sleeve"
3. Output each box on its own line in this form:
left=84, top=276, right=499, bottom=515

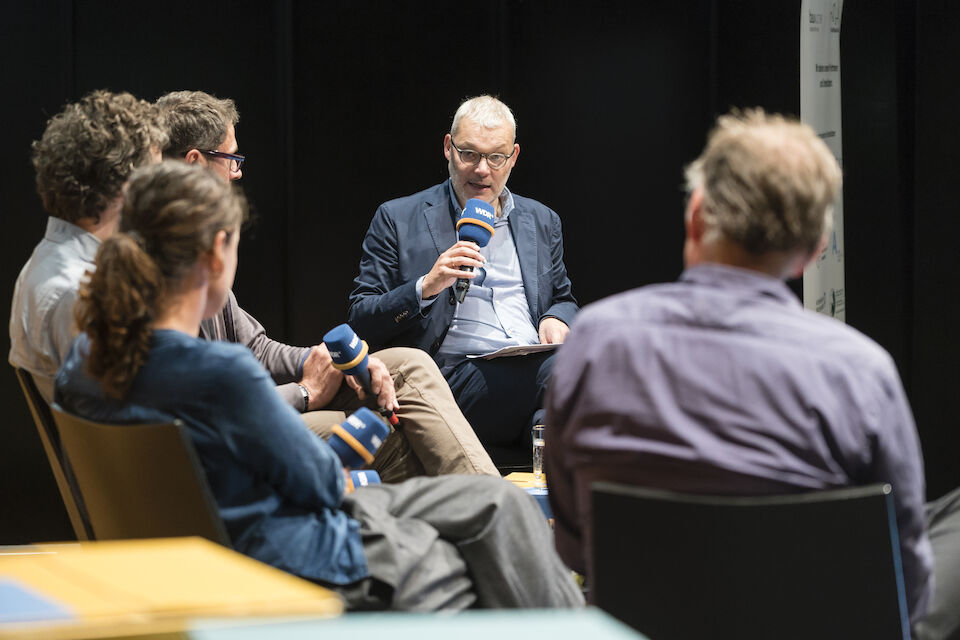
left=213, top=347, right=346, bottom=510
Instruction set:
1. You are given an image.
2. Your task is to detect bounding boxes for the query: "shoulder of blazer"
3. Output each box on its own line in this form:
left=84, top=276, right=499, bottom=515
left=381, top=182, right=451, bottom=217
left=510, top=192, right=556, bottom=220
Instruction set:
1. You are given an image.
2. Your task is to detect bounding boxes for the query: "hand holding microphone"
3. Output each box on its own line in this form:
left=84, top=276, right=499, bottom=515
left=453, top=198, right=496, bottom=303
left=323, top=324, right=400, bottom=426
left=420, top=198, right=495, bottom=300
left=420, top=242, right=484, bottom=299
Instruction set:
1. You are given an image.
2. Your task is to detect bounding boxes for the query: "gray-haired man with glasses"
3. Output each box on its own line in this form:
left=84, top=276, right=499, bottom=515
left=349, top=95, right=579, bottom=462
left=154, top=90, right=499, bottom=482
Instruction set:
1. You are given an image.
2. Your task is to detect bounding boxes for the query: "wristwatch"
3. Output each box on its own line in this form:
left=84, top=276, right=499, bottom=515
left=297, top=384, right=310, bottom=411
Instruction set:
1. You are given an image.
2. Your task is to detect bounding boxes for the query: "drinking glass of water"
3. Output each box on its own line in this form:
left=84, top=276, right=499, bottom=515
left=532, top=424, right=546, bottom=486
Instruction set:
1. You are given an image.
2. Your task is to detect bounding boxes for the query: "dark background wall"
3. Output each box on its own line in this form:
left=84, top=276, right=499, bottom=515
left=1, top=0, right=956, bottom=542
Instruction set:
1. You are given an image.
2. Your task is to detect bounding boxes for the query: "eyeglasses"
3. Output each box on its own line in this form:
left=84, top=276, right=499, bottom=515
left=449, top=139, right=514, bottom=170
left=199, top=149, right=245, bottom=172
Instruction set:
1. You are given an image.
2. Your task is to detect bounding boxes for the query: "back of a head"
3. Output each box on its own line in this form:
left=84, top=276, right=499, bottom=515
left=76, top=161, right=248, bottom=399
left=685, top=109, right=842, bottom=255
left=156, top=91, right=239, bottom=158
left=451, top=95, right=517, bottom=140
left=32, top=90, right=167, bottom=224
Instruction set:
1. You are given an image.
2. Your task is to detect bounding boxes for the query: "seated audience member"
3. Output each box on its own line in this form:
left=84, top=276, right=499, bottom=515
left=155, top=90, right=496, bottom=480
left=348, top=95, right=578, bottom=452
left=56, top=161, right=583, bottom=611
left=10, top=90, right=166, bottom=401
left=545, top=109, right=960, bottom=635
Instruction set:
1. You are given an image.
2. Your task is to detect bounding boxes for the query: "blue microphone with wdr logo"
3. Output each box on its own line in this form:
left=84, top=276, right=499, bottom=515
left=346, top=469, right=381, bottom=493
left=323, top=323, right=399, bottom=426
left=454, top=198, right=496, bottom=304
left=328, top=407, right=390, bottom=469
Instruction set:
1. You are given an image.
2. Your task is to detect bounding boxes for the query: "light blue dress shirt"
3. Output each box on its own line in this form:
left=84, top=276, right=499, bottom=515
left=415, top=185, right=539, bottom=358
left=9, top=217, right=99, bottom=402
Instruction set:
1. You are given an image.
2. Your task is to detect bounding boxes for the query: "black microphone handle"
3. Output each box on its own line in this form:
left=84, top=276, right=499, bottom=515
left=353, top=372, right=401, bottom=428
left=454, top=264, right=474, bottom=304
left=378, top=406, right=400, bottom=427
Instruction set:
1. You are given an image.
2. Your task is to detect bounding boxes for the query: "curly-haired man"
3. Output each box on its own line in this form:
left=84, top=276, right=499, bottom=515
left=10, top=90, right=166, bottom=401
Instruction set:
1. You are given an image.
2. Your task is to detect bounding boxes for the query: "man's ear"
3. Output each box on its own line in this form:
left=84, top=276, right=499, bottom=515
left=184, top=149, right=204, bottom=165
left=682, top=188, right=706, bottom=268
left=443, top=134, right=452, bottom=162
left=685, top=188, right=706, bottom=241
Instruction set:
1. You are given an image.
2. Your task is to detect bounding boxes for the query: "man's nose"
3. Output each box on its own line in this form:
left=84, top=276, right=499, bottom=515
left=474, top=157, right=491, bottom=175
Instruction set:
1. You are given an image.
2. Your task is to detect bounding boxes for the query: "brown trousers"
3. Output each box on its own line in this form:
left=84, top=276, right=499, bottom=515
left=300, top=347, right=497, bottom=482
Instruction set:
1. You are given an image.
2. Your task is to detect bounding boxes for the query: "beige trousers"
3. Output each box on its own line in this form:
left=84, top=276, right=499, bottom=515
left=300, top=347, right=497, bottom=482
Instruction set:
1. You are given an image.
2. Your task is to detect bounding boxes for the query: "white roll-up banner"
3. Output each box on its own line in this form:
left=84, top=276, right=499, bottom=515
left=801, top=0, right=845, bottom=321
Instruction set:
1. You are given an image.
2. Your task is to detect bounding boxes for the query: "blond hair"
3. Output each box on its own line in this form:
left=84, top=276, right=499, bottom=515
left=451, top=95, right=516, bottom=141
left=685, top=109, right=842, bottom=254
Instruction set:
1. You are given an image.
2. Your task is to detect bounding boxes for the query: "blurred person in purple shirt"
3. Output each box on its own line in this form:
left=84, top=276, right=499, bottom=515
left=546, top=109, right=959, bottom=637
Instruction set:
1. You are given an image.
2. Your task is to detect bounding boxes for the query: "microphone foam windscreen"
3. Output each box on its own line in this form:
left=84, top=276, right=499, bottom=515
left=456, top=198, right=496, bottom=247
left=328, top=407, right=390, bottom=468
left=348, top=469, right=381, bottom=490
left=324, top=324, right=370, bottom=377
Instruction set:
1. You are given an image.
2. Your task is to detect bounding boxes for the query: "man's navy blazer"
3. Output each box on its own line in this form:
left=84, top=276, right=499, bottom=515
left=348, top=181, right=578, bottom=355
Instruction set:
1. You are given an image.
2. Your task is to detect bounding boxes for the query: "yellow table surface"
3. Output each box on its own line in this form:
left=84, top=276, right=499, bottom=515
left=0, top=537, right=342, bottom=639
left=504, top=471, right=546, bottom=489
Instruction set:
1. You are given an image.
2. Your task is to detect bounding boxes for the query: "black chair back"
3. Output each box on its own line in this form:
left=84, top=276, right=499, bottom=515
left=14, top=367, right=92, bottom=540
left=591, top=481, right=909, bottom=640
left=50, top=404, right=230, bottom=546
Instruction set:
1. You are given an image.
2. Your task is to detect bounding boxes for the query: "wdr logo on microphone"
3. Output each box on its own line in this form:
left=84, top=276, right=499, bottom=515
left=472, top=206, right=494, bottom=220
left=346, top=414, right=367, bottom=430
